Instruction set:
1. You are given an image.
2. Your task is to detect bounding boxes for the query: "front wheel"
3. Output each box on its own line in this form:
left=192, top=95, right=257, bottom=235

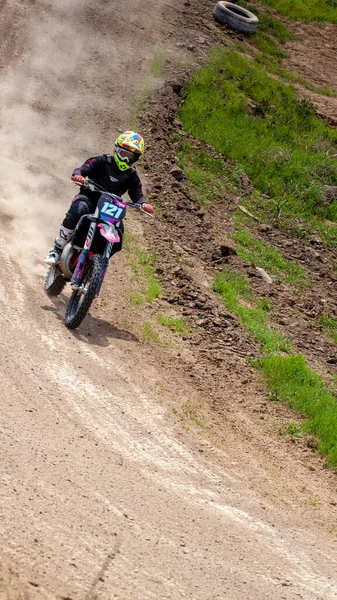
left=44, top=266, right=67, bottom=297
left=65, top=254, right=105, bottom=329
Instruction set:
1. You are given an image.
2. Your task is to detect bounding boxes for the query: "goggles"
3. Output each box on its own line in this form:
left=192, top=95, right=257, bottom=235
left=116, top=146, right=140, bottom=164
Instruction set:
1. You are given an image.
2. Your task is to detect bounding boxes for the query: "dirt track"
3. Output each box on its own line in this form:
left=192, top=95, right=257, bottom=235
left=1, top=1, right=337, bottom=599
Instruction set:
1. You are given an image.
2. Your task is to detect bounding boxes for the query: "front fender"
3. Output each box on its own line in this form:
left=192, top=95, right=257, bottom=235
left=98, top=222, right=120, bottom=244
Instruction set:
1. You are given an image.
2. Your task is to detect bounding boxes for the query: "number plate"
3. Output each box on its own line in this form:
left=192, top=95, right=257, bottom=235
left=98, top=195, right=126, bottom=223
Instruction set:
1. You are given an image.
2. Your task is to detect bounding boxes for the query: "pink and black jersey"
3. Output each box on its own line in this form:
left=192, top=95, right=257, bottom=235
left=72, top=154, right=146, bottom=204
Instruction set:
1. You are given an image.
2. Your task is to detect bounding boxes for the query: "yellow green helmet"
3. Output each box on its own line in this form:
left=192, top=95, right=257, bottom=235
left=114, top=131, right=145, bottom=171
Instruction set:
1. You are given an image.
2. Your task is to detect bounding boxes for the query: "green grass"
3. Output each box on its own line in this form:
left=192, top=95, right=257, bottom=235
left=258, top=354, right=337, bottom=465
left=257, top=12, right=290, bottom=43
left=283, top=422, right=307, bottom=438
left=177, top=144, right=233, bottom=205
left=252, top=30, right=287, bottom=59
left=179, top=47, right=337, bottom=233
left=213, top=270, right=291, bottom=354
left=253, top=50, right=337, bottom=98
left=213, top=269, right=337, bottom=467
left=232, top=9, right=336, bottom=98
left=259, top=0, right=337, bottom=23
left=142, top=322, right=161, bottom=344
left=128, top=248, right=161, bottom=304
left=181, top=257, right=195, bottom=268
left=235, top=7, right=336, bottom=97
left=319, top=314, right=337, bottom=344
left=232, top=228, right=311, bottom=291
left=176, top=36, right=337, bottom=468
left=158, top=313, right=192, bottom=336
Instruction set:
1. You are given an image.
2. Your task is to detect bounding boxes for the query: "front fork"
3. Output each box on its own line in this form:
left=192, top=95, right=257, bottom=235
left=71, top=233, right=112, bottom=294
left=71, top=218, right=98, bottom=289
left=94, top=242, right=112, bottom=297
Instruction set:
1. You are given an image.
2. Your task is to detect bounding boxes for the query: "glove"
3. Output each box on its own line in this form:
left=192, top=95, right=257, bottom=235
left=71, top=175, right=85, bottom=185
left=142, top=203, right=154, bottom=214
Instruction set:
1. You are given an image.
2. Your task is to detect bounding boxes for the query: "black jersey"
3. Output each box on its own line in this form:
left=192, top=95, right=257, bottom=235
left=72, top=154, right=146, bottom=204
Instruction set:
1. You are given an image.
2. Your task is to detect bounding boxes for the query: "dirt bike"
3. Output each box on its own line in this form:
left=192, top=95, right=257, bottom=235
left=44, top=178, right=152, bottom=329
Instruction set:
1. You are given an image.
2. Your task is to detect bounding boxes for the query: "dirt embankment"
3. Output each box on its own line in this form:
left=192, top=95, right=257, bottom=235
left=134, top=0, right=337, bottom=544
left=135, top=7, right=337, bottom=404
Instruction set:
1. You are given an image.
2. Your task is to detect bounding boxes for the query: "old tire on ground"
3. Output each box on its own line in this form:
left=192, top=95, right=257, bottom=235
left=213, top=1, right=258, bottom=33
left=65, top=254, right=104, bottom=329
left=44, top=266, right=67, bottom=297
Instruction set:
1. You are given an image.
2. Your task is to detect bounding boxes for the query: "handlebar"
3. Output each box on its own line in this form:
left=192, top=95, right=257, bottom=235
left=73, top=177, right=153, bottom=217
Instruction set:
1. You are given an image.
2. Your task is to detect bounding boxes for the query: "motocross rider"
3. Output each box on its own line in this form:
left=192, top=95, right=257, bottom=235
left=45, top=131, right=153, bottom=266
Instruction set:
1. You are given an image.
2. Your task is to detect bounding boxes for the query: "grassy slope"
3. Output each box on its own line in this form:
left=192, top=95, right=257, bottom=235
left=176, top=3, right=337, bottom=466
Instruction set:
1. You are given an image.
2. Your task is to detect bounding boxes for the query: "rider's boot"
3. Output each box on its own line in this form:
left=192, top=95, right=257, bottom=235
left=44, top=226, right=74, bottom=266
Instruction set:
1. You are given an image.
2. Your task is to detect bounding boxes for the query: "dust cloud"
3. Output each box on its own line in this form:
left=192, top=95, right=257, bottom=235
left=0, top=1, right=136, bottom=272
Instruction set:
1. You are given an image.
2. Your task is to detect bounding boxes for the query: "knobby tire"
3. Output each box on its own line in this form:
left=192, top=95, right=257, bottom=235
left=44, top=267, right=67, bottom=297
left=65, top=254, right=105, bottom=329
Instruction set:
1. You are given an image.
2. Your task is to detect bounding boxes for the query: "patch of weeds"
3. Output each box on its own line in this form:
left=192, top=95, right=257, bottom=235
left=319, top=521, right=337, bottom=536
left=158, top=313, right=192, bottom=336
left=170, top=399, right=204, bottom=430
left=319, top=87, right=337, bottom=97
left=147, top=275, right=162, bottom=303
left=257, top=354, right=337, bottom=467
left=184, top=404, right=203, bottom=427
left=323, top=200, right=337, bottom=222
left=128, top=248, right=161, bottom=305
left=177, top=144, right=236, bottom=204
left=308, top=493, right=320, bottom=506
left=314, top=219, right=337, bottom=250
left=183, top=402, right=204, bottom=427
left=152, top=199, right=162, bottom=213
left=142, top=322, right=160, bottom=344
left=258, top=0, right=337, bottom=23
left=228, top=164, right=247, bottom=188
left=123, top=229, right=135, bottom=251
left=319, top=314, right=337, bottom=344
left=247, top=23, right=336, bottom=98
left=181, top=257, right=195, bottom=268
left=130, top=293, right=144, bottom=307
left=252, top=30, right=287, bottom=59
left=232, top=228, right=311, bottom=291
left=259, top=297, right=273, bottom=312
left=213, top=270, right=291, bottom=354
left=283, top=422, right=307, bottom=438
left=270, top=64, right=337, bottom=97
left=257, top=13, right=290, bottom=43
left=232, top=42, right=246, bottom=53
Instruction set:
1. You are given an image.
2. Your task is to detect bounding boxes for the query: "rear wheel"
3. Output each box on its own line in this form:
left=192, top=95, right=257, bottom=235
left=65, top=254, right=105, bottom=329
left=44, top=266, right=67, bottom=297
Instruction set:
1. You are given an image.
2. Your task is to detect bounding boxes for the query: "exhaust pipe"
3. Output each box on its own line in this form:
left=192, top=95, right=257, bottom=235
left=59, top=242, right=75, bottom=280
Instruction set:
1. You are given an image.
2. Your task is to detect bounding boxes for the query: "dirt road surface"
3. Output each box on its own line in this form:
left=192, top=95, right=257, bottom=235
left=1, top=2, right=337, bottom=599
